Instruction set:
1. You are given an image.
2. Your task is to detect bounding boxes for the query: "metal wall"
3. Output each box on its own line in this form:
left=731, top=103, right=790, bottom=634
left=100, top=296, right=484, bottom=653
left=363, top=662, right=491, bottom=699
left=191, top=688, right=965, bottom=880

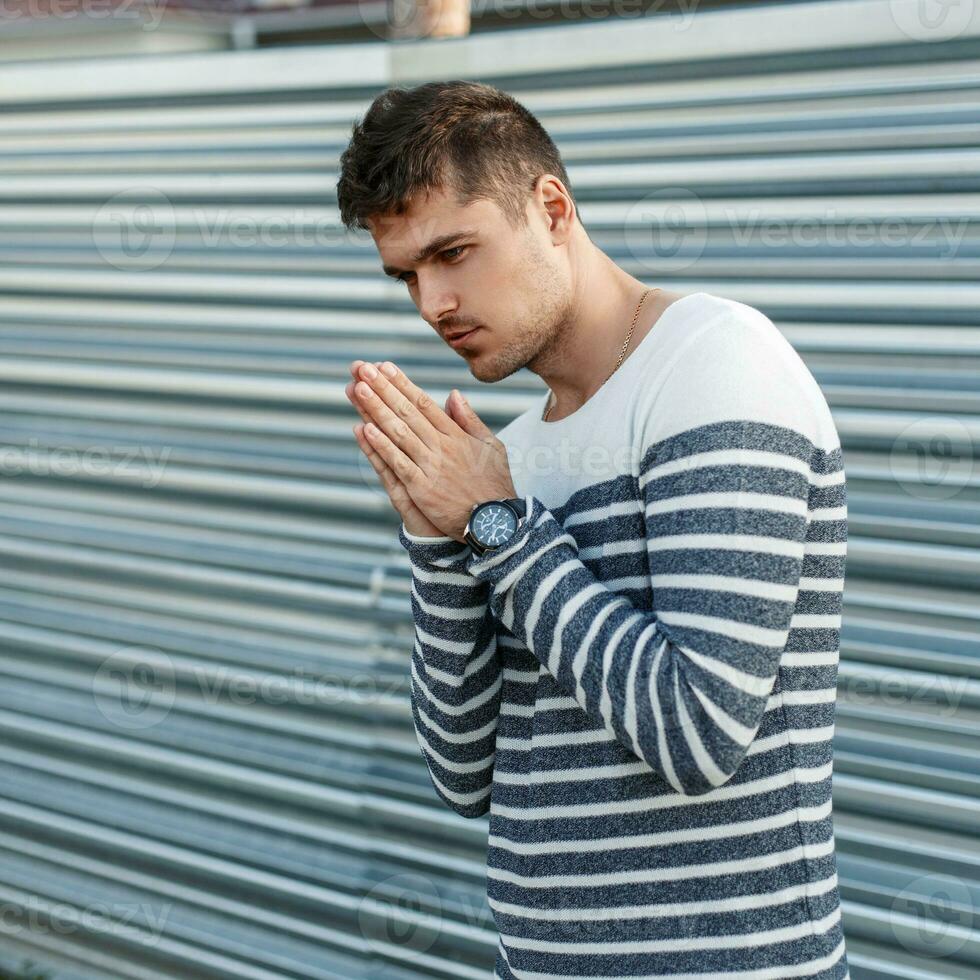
left=0, top=1, right=977, bottom=977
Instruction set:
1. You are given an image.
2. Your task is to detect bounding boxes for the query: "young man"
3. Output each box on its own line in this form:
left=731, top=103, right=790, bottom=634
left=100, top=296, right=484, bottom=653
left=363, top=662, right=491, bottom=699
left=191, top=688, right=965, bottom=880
left=339, top=80, right=849, bottom=980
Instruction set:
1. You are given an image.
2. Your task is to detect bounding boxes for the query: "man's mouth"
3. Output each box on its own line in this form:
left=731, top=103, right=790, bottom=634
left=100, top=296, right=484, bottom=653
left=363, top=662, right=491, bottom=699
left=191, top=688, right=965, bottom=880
left=447, top=327, right=480, bottom=348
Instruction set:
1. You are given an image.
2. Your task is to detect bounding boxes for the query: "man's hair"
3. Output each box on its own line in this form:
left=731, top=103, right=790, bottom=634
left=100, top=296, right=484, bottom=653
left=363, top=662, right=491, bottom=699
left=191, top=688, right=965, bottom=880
left=336, top=80, right=576, bottom=233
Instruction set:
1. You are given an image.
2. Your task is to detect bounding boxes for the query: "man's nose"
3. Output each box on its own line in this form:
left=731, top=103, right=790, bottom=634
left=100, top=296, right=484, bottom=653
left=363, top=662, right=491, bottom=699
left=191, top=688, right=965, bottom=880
left=416, top=273, right=457, bottom=326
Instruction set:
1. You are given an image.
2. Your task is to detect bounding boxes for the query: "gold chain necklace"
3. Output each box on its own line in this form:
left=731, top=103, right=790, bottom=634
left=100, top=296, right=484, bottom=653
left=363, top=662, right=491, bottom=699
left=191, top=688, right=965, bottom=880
left=543, top=286, right=657, bottom=422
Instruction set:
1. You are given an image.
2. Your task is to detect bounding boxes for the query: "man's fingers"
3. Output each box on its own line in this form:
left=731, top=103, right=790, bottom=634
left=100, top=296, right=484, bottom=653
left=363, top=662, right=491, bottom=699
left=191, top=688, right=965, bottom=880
left=362, top=418, right=421, bottom=488
left=356, top=360, right=455, bottom=437
left=346, top=380, right=373, bottom=428
left=351, top=381, right=422, bottom=520
left=355, top=422, right=402, bottom=497
left=349, top=360, right=375, bottom=380
left=349, top=375, right=421, bottom=482
left=352, top=377, right=431, bottom=468
left=349, top=359, right=452, bottom=437
left=354, top=421, right=385, bottom=476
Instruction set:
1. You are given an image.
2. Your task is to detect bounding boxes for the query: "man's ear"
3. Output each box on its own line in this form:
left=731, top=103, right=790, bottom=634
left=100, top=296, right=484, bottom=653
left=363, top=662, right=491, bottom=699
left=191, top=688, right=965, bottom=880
left=536, top=174, right=575, bottom=244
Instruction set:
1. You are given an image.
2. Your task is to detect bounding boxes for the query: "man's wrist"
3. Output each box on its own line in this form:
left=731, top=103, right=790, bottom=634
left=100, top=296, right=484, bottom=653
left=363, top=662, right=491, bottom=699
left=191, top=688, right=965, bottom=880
left=400, top=525, right=455, bottom=543
left=465, top=496, right=579, bottom=599
left=464, top=495, right=527, bottom=556
left=398, top=521, right=471, bottom=569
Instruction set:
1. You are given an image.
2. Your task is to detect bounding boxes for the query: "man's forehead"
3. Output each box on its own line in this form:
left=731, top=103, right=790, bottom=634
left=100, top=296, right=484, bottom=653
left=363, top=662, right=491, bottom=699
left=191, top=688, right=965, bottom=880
left=370, top=197, right=497, bottom=274
left=369, top=191, right=487, bottom=246
left=370, top=211, right=454, bottom=249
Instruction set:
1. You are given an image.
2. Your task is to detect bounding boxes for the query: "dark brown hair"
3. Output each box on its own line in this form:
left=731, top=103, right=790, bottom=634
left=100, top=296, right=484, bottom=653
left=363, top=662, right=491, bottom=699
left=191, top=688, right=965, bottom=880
left=336, top=80, right=575, bottom=232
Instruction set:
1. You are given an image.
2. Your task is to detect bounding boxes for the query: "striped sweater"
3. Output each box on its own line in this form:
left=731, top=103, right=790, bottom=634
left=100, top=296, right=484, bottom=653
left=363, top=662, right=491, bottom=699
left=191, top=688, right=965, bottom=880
left=398, top=291, right=849, bottom=979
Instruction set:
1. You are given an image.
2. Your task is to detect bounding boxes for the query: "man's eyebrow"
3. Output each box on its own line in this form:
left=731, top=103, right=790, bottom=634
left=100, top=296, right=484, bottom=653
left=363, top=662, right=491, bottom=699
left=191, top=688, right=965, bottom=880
left=382, top=230, right=477, bottom=278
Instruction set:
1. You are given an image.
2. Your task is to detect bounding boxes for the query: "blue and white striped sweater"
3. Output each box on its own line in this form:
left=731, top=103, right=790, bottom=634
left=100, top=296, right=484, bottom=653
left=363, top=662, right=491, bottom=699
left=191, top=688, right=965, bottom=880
left=398, top=292, right=849, bottom=979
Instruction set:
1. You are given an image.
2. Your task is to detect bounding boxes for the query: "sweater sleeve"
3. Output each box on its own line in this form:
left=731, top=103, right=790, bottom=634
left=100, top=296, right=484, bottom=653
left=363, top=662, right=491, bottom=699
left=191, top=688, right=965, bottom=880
left=397, top=524, right=502, bottom=818
left=464, top=312, right=832, bottom=797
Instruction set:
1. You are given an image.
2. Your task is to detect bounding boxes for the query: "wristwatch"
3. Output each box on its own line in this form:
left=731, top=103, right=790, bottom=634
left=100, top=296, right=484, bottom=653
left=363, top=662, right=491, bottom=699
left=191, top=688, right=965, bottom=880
left=464, top=497, right=527, bottom=556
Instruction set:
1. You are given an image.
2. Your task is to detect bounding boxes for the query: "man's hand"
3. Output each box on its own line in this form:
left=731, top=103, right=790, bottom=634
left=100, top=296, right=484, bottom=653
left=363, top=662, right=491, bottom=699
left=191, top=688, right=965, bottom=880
left=347, top=360, right=517, bottom=543
left=347, top=361, right=444, bottom=538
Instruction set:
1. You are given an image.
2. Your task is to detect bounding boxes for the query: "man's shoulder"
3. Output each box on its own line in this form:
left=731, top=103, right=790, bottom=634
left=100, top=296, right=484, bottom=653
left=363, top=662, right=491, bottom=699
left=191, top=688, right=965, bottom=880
left=664, top=291, right=803, bottom=378
left=642, top=291, right=838, bottom=454
left=689, top=290, right=776, bottom=334
left=641, top=290, right=778, bottom=361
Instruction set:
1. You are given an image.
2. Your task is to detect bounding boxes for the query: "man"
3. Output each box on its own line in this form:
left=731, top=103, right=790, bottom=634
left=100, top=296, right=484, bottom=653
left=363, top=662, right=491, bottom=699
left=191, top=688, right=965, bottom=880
left=338, top=80, right=849, bottom=980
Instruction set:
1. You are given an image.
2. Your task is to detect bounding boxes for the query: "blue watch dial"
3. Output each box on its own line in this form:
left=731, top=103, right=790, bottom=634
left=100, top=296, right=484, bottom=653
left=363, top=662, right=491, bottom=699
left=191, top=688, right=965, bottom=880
left=472, top=502, right=519, bottom=548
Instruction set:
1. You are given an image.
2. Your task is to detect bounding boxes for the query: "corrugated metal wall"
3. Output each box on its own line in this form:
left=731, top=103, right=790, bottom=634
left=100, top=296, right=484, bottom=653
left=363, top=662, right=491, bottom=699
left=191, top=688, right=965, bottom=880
left=0, top=1, right=977, bottom=977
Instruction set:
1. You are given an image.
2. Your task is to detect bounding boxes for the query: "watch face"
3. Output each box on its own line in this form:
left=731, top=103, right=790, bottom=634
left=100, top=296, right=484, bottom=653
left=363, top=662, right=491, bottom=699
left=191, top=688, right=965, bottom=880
left=472, top=502, right=519, bottom=548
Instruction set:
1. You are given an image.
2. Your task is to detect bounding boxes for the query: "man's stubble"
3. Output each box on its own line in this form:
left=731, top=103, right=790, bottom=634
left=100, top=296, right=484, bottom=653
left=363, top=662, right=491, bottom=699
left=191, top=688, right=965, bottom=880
left=468, top=231, right=575, bottom=387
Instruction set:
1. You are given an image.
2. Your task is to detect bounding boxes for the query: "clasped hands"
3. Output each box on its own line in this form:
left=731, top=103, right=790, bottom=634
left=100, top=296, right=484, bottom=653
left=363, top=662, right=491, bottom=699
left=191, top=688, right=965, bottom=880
left=345, top=359, right=517, bottom=543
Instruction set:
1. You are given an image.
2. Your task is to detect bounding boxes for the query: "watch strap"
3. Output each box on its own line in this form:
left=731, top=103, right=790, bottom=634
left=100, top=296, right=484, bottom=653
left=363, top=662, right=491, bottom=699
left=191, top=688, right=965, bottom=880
left=503, top=496, right=526, bottom=519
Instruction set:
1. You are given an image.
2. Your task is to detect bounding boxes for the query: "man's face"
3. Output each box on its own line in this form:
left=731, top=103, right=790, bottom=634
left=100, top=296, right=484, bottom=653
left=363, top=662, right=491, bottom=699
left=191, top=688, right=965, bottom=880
left=369, top=184, right=572, bottom=384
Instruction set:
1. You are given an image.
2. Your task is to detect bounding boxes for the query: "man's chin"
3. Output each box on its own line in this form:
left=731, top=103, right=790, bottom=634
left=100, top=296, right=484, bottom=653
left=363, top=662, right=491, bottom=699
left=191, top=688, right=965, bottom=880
left=467, top=356, right=525, bottom=386
left=467, top=361, right=501, bottom=385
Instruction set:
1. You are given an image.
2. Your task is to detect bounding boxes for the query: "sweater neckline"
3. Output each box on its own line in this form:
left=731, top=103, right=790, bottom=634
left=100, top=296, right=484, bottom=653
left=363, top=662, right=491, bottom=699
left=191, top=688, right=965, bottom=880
left=537, top=290, right=707, bottom=430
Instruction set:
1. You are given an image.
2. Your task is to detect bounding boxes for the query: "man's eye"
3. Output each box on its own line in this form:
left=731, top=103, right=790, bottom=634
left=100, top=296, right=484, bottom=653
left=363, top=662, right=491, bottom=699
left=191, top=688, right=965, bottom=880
left=395, top=246, right=467, bottom=283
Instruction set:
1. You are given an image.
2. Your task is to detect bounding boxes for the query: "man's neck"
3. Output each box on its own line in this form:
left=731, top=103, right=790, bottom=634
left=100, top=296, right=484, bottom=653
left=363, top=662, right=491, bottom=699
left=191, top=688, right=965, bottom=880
left=537, top=251, right=667, bottom=421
